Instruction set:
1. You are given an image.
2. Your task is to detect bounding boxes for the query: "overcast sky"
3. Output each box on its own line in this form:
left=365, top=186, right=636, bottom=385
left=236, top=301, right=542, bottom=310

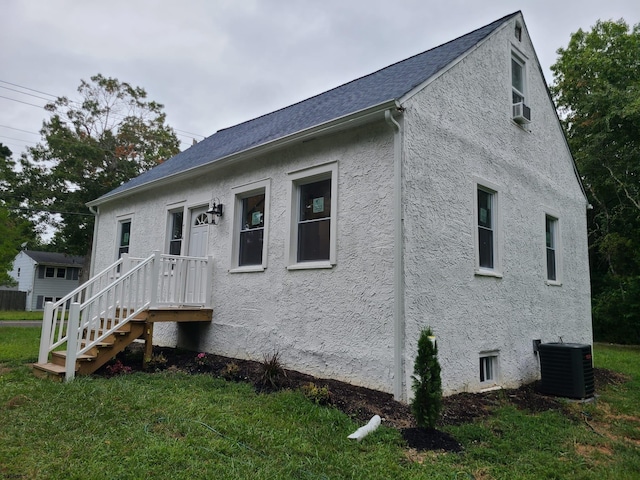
left=1, top=0, right=638, bottom=157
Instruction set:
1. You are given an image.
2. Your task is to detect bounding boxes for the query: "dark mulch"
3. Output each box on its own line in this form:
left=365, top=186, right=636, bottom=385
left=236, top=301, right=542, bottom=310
left=101, top=344, right=627, bottom=453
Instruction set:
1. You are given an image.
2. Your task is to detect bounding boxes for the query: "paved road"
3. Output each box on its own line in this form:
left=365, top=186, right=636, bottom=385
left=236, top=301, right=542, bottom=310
left=0, top=320, right=42, bottom=327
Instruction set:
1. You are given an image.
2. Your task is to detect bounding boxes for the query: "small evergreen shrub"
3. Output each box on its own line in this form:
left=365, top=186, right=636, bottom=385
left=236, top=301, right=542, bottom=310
left=411, top=327, right=442, bottom=429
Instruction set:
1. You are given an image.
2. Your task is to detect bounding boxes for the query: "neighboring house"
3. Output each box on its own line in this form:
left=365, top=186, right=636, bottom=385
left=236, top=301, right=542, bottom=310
left=84, top=11, right=592, bottom=400
left=10, top=251, right=84, bottom=311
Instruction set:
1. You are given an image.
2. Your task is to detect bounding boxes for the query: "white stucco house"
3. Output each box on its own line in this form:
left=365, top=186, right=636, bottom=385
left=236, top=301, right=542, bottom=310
left=9, top=250, right=85, bottom=311
left=79, top=11, right=591, bottom=400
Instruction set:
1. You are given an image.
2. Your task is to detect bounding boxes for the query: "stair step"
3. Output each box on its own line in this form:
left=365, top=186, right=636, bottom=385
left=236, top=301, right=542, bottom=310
left=51, top=351, right=96, bottom=367
left=32, top=362, right=67, bottom=380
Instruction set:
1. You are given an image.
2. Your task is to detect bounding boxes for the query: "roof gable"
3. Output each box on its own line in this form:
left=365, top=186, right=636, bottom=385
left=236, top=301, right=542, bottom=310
left=92, top=12, right=519, bottom=205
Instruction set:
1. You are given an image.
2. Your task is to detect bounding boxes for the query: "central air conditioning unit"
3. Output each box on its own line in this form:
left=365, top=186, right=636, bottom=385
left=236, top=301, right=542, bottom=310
left=537, top=343, right=594, bottom=399
left=512, top=102, right=531, bottom=124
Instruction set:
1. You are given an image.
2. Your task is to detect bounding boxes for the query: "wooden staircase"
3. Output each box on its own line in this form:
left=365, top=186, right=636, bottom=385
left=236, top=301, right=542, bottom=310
left=33, top=316, right=148, bottom=381
left=34, top=252, right=214, bottom=382
left=33, top=307, right=212, bottom=381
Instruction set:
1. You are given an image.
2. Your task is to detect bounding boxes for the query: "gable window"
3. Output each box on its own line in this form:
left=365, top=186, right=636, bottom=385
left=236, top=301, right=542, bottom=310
left=545, top=214, right=561, bottom=284
left=230, top=179, right=270, bottom=272
left=286, top=162, right=337, bottom=269
left=168, top=210, right=184, bottom=255
left=117, top=219, right=131, bottom=258
left=474, top=181, right=501, bottom=276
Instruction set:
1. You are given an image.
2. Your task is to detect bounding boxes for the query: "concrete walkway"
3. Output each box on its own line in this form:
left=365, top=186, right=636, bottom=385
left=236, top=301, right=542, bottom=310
left=0, top=320, right=42, bottom=327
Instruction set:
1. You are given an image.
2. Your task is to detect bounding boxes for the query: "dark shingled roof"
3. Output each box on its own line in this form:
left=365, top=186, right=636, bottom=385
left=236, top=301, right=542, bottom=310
left=23, top=251, right=85, bottom=266
left=94, top=12, right=517, bottom=204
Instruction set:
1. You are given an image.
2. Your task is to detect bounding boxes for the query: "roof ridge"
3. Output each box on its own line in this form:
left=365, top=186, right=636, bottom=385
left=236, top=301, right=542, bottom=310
left=216, top=11, right=521, bottom=133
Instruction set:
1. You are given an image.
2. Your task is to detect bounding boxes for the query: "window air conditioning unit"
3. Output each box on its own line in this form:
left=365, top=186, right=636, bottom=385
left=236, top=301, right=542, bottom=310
left=512, top=102, right=531, bottom=124
left=538, top=343, right=594, bottom=399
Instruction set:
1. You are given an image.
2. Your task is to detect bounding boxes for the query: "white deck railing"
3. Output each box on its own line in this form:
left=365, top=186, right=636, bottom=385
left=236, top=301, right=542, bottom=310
left=38, top=251, right=213, bottom=380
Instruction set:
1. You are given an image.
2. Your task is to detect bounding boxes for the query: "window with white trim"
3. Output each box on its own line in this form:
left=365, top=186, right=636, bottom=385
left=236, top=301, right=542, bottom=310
left=117, top=219, right=131, bottom=258
left=230, top=179, right=270, bottom=272
left=479, top=353, right=499, bottom=384
left=168, top=209, right=184, bottom=255
left=545, top=214, right=561, bottom=284
left=475, top=182, right=501, bottom=275
left=286, top=163, right=337, bottom=269
left=511, top=53, right=526, bottom=105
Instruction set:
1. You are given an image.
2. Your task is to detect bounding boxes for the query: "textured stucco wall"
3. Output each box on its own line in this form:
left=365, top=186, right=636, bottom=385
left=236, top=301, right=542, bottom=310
left=93, top=122, right=398, bottom=393
left=400, top=16, right=592, bottom=397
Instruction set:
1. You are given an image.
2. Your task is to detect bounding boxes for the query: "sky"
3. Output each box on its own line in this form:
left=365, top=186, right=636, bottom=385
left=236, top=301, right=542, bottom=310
left=1, top=0, right=638, bottom=157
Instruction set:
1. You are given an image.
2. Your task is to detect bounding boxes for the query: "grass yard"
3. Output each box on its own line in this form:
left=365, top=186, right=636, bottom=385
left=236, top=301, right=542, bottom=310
left=1, top=325, right=639, bottom=479
left=0, top=310, right=43, bottom=321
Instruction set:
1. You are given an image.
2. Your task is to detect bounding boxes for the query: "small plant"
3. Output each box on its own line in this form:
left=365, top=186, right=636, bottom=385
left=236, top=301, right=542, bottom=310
left=411, top=327, right=442, bottom=429
left=105, top=360, right=132, bottom=377
left=260, top=351, right=287, bottom=390
left=300, top=382, right=331, bottom=405
left=193, top=352, right=213, bottom=372
left=146, top=353, right=168, bottom=371
left=221, top=362, right=240, bottom=381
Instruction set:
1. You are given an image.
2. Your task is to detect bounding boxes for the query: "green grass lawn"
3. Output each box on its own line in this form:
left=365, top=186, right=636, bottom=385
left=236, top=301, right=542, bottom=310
left=0, top=310, right=43, bottom=321
left=1, top=328, right=639, bottom=479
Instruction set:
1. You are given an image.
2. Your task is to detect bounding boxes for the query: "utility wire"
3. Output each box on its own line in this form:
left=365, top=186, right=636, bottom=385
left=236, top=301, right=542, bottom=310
left=1, top=79, right=207, bottom=139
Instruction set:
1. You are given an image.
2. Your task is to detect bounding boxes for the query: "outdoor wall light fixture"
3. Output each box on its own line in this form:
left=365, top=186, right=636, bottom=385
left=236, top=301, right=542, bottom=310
left=206, top=199, right=224, bottom=224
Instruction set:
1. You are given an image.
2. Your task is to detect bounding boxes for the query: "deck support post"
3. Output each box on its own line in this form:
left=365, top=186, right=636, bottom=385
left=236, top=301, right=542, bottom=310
left=142, top=321, right=154, bottom=369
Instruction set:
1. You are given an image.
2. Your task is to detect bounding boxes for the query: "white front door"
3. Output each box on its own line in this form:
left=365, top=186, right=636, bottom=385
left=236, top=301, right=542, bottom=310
left=188, top=207, right=209, bottom=257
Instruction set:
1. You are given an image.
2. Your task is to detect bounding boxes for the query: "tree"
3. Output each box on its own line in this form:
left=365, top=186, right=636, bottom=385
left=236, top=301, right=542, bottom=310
left=551, top=20, right=640, bottom=343
left=15, top=74, right=180, bottom=256
left=411, top=327, right=442, bottom=429
left=0, top=144, right=37, bottom=285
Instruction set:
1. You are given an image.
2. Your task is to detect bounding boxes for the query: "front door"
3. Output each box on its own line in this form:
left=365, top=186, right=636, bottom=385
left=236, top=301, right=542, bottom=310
left=188, top=207, right=209, bottom=257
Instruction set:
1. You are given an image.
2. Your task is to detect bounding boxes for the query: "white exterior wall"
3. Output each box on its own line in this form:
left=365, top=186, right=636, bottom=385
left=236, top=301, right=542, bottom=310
left=93, top=123, right=398, bottom=392
left=9, top=252, right=36, bottom=309
left=400, top=17, right=592, bottom=396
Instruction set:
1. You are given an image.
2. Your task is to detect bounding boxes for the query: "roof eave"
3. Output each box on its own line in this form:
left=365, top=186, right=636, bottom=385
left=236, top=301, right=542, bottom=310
left=87, top=99, right=401, bottom=208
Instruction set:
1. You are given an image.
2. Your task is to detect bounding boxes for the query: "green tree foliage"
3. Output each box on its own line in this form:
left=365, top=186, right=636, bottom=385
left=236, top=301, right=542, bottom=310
left=551, top=20, right=640, bottom=343
left=411, top=327, right=442, bottom=429
left=14, top=74, right=180, bottom=256
left=0, top=144, right=37, bottom=285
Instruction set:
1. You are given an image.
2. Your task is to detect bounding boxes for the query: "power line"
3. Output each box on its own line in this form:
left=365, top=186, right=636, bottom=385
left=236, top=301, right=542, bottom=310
left=0, top=125, right=40, bottom=136
left=0, top=79, right=208, bottom=144
left=0, top=85, right=54, bottom=103
left=0, top=80, right=58, bottom=99
left=0, top=94, right=46, bottom=109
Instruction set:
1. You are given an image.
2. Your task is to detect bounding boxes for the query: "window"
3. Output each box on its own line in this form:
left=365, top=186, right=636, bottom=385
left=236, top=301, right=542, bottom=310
left=475, top=181, right=501, bottom=275
left=230, top=179, right=270, bottom=272
left=545, top=214, right=561, bottom=284
left=511, top=54, right=525, bottom=105
left=45, top=267, right=55, bottom=278
left=286, top=163, right=337, bottom=269
left=168, top=210, right=184, bottom=255
left=56, top=268, right=66, bottom=278
left=479, top=353, right=498, bottom=384
left=118, top=220, right=131, bottom=258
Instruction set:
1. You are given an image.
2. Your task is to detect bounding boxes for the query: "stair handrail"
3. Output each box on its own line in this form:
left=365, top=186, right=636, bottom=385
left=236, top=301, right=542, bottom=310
left=65, top=254, right=159, bottom=380
left=38, top=253, right=146, bottom=364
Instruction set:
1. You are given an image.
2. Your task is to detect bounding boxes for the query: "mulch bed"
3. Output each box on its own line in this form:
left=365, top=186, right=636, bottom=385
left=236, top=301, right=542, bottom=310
left=101, top=344, right=628, bottom=453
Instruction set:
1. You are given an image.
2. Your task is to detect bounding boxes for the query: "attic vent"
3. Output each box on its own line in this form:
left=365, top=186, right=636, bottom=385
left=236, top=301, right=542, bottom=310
left=515, top=22, right=522, bottom=41
left=512, top=102, right=531, bottom=124
left=538, top=343, right=594, bottom=399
